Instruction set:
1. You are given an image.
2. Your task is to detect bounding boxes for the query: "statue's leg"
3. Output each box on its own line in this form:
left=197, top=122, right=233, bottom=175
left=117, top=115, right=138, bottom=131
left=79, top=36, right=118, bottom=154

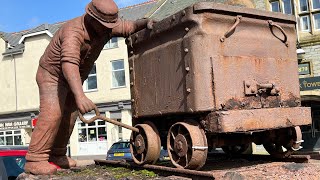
left=25, top=66, right=68, bottom=175
left=49, top=92, right=78, bottom=169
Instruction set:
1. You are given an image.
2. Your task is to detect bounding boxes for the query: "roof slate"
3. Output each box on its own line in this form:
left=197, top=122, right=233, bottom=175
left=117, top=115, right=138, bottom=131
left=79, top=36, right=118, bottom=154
left=119, top=0, right=160, bottom=20
left=150, top=0, right=265, bottom=20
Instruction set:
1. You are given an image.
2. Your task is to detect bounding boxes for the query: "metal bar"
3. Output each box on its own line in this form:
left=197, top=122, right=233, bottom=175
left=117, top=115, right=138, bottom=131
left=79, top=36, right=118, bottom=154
left=94, top=159, right=215, bottom=178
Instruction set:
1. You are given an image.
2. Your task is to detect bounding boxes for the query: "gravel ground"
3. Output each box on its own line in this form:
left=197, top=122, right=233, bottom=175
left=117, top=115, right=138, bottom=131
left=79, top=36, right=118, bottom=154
left=17, top=158, right=320, bottom=180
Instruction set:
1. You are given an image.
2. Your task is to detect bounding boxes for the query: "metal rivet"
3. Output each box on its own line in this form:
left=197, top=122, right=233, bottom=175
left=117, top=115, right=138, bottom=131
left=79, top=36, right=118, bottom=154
left=130, top=51, right=134, bottom=55
left=184, top=48, right=189, bottom=53
left=131, top=99, right=135, bottom=102
left=186, top=67, right=190, bottom=72
left=251, top=89, right=255, bottom=93
left=130, top=82, right=134, bottom=86
left=246, top=83, right=250, bottom=88
left=172, top=15, right=176, bottom=21
left=129, top=67, right=134, bottom=71
left=182, top=10, right=186, bottom=16
left=187, top=88, right=191, bottom=93
left=185, top=27, right=189, bottom=32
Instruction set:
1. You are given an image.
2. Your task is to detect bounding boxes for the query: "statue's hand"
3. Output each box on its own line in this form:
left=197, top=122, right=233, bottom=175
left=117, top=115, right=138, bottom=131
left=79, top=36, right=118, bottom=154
left=75, top=95, right=96, bottom=114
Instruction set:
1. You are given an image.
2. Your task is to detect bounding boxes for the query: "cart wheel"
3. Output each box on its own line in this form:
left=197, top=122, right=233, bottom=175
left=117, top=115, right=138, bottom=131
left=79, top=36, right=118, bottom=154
left=167, top=120, right=207, bottom=170
left=263, top=126, right=302, bottom=158
left=130, top=122, right=161, bottom=165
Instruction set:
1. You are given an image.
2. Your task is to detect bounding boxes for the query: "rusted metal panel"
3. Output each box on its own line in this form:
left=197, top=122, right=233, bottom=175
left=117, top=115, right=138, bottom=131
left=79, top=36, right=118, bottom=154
left=201, top=107, right=311, bottom=133
left=128, top=2, right=302, bottom=120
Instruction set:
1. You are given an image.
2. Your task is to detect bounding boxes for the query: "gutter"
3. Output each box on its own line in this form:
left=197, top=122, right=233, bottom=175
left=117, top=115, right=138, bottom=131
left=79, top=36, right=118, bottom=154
left=2, top=50, right=24, bottom=57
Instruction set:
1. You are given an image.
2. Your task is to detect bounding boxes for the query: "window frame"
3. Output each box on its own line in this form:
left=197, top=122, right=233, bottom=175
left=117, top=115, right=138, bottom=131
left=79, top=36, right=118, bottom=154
left=77, top=120, right=107, bottom=143
left=104, top=37, right=119, bottom=50
left=111, top=59, right=126, bottom=89
left=313, top=13, right=320, bottom=30
left=270, top=0, right=294, bottom=14
left=300, top=15, right=311, bottom=31
left=0, top=130, right=22, bottom=146
left=298, top=0, right=320, bottom=32
left=83, top=63, right=98, bottom=92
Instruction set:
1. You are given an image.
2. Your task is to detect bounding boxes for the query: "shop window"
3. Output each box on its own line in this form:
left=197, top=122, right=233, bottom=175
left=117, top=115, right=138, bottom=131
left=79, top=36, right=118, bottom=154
left=0, top=130, right=22, bottom=146
left=78, top=120, right=107, bottom=142
left=111, top=60, right=126, bottom=88
left=298, top=0, right=320, bottom=32
left=270, top=0, right=294, bottom=14
left=83, top=64, right=97, bottom=92
left=104, top=37, right=118, bottom=49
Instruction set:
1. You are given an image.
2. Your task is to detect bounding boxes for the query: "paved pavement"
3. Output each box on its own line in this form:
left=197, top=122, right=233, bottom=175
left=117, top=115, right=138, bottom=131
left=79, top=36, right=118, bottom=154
left=76, top=159, right=95, bottom=167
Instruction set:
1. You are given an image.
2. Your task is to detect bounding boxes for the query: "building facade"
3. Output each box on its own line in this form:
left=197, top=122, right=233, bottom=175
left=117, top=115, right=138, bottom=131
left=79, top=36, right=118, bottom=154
left=268, top=0, right=320, bottom=151
left=0, top=0, right=160, bottom=159
left=1, top=0, right=315, bottom=161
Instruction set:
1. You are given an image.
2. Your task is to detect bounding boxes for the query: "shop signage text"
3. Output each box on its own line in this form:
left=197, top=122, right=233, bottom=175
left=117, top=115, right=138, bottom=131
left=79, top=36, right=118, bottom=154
left=0, top=120, right=32, bottom=130
left=300, top=76, right=320, bottom=91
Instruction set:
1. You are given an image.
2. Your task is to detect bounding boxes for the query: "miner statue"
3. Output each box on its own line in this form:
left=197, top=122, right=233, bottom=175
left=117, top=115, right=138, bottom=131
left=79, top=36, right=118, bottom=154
left=25, top=0, right=154, bottom=175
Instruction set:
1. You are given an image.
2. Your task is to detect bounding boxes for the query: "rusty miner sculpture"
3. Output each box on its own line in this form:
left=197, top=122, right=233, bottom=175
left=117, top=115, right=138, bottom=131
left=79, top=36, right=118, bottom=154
left=24, top=0, right=154, bottom=175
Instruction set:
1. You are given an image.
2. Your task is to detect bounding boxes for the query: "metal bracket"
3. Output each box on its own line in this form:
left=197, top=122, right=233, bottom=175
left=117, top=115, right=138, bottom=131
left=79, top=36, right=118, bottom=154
left=244, top=80, right=279, bottom=96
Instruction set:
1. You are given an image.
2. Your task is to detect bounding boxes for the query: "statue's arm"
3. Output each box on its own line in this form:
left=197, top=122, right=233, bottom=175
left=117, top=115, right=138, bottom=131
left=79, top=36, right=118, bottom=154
left=111, top=18, right=150, bottom=37
left=60, top=31, right=95, bottom=114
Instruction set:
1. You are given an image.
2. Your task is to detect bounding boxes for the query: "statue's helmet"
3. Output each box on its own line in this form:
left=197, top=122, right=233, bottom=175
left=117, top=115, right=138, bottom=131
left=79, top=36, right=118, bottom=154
left=85, top=0, right=120, bottom=28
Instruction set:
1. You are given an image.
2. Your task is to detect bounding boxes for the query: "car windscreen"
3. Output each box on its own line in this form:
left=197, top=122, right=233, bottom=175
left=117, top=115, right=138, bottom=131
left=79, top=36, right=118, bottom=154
left=110, top=142, right=130, bottom=150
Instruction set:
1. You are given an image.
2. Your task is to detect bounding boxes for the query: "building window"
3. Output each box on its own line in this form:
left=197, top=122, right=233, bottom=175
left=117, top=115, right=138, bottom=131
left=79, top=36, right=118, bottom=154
left=270, top=0, right=293, bottom=14
left=0, top=130, right=22, bottom=146
left=300, top=0, right=309, bottom=12
left=104, top=37, right=118, bottom=49
left=111, top=60, right=126, bottom=88
left=313, top=13, right=320, bottom=29
left=299, top=0, right=320, bottom=32
left=313, top=0, right=320, bottom=9
left=271, top=1, right=280, bottom=12
left=83, top=64, right=97, bottom=92
left=78, top=120, right=107, bottom=142
left=301, top=15, right=311, bottom=31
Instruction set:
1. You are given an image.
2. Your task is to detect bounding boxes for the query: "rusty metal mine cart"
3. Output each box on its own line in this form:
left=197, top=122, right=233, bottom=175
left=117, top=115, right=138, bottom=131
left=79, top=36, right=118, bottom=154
left=127, top=2, right=312, bottom=170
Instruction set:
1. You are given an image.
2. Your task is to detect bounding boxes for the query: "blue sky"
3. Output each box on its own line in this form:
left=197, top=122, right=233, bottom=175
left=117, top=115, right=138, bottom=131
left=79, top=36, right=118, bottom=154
left=0, top=0, right=148, bottom=33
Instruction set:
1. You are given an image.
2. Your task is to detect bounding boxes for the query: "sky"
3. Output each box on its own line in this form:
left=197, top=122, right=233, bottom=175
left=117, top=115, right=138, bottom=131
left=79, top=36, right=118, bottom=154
left=0, top=0, right=148, bottom=33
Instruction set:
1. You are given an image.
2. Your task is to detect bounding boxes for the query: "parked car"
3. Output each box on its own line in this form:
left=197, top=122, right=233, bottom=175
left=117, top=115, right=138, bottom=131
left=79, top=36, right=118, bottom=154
left=0, top=146, right=28, bottom=180
left=106, top=140, right=169, bottom=162
left=107, top=140, right=132, bottom=161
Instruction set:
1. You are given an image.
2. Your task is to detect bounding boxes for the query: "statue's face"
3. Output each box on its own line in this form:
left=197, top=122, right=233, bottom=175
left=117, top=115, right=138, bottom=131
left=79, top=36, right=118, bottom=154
left=84, top=14, right=110, bottom=35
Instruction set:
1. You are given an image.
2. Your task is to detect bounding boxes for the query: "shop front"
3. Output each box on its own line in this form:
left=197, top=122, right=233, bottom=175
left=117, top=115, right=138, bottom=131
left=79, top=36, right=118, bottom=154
left=299, top=76, right=320, bottom=151
left=0, top=113, right=34, bottom=146
left=69, top=101, right=132, bottom=159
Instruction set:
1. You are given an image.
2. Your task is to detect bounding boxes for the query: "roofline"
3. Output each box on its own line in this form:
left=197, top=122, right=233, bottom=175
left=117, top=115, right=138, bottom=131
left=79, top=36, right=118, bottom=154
left=18, top=30, right=53, bottom=44
left=2, top=49, right=24, bottom=57
left=120, top=0, right=159, bottom=10
left=146, top=0, right=167, bottom=18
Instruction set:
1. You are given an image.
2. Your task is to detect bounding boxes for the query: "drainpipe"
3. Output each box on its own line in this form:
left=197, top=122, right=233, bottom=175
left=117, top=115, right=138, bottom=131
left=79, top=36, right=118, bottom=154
left=11, top=54, right=18, bottom=112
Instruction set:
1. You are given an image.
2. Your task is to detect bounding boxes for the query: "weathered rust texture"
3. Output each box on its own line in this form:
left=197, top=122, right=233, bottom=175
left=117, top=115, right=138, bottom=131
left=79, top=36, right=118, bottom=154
left=128, top=2, right=301, bottom=118
left=202, top=107, right=311, bottom=133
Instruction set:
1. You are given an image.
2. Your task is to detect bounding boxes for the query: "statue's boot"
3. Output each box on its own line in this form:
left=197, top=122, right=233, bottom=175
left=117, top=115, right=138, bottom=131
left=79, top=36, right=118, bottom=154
left=49, top=155, right=76, bottom=169
left=50, top=93, right=78, bottom=169
left=25, top=66, right=69, bottom=175
left=24, top=161, right=57, bottom=175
